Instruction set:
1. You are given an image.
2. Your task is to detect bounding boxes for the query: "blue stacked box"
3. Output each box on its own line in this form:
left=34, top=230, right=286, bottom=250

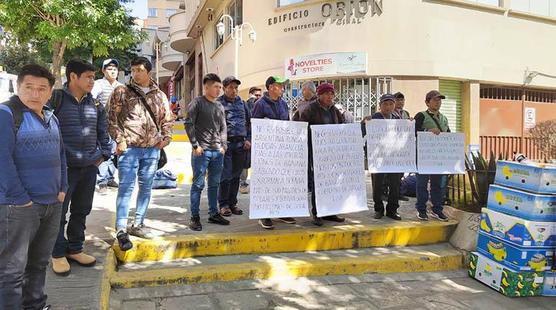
left=472, top=160, right=556, bottom=297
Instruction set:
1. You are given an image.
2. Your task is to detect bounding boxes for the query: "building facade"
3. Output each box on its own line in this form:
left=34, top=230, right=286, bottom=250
left=161, top=0, right=556, bottom=156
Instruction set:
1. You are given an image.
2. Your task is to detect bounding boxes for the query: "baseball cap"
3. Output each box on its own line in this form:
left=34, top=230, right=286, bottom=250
left=102, top=58, right=119, bottom=70
left=379, top=94, right=396, bottom=103
left=425, top=90, right=446, bottom=102
left=393, top=92, right=405, bottom=99
left=265, top=75, right=289, bottom=89
left=222, top=76, right=241, bottom=87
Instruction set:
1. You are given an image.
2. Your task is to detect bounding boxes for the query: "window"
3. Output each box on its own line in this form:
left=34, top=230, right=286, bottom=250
left=228, top=0, right=243, bottom=27
left=148, top=8, right=157, bottom=17
left=214, top=1, right=243, bottom=50
left=214, top=14, right=224, bottom=50
left=511, top=0, right=556, bottom=18
left=278, top=0, right=305, bottom=7
left=166, top=9, right=177, bottom=17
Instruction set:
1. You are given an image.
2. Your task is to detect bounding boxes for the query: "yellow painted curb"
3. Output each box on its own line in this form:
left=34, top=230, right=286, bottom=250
left=99, top=247, right=117, bottom=310
left=113, top=221, right=457, bottom=264
left=110, top=248, right=463, bottom=288
left=172, top=134, right=189, bottom=142
left=173, top=123, right=185, bottom=131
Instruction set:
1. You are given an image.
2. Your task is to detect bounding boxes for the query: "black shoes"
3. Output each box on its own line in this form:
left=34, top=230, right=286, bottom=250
left=107, top=180, right=119, bottom=188
left=431, top=210, right=449, bottom=222
left=417, top=210, right=429, bottom=221
left=311, top=217, right=324, bottom=226
left=259, top=218, right=274, bottom=229
left=374, top=212, right=384, bottom=219
left=278, top=217, right=296, bottom=224
left=116, top=230, right=133, bottom=251
left=189, top=216, right=202, bottom=231
left=386, top=212, right=402, bottom=221
left=322, top=215, right=345, bottom=222
left=208, top=213, right=230, bottom=225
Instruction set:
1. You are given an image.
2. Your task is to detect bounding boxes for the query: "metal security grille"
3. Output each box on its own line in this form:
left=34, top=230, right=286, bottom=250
left=283, top=77, right=391, bottom=122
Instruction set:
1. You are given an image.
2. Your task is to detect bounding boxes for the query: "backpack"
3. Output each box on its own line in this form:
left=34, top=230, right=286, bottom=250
left=2, top=97, right=26, bottom=134
left=2, top=95, right=60, bottom=137
left=151, top=169, right=178, bottom=189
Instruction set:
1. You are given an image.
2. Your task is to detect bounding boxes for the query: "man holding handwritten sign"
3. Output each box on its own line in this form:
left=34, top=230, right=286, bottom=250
left=363, top=94, right=411, bottom=220
left=294, top=83, right=348, bottom=226
left=414, top=90, right=456, bottom=222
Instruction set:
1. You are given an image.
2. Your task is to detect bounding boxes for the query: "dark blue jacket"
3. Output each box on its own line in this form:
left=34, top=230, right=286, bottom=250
left=217, top=95, right=251, bottom=141
left=251, top=92, right=289, bottom=121
left=0, top=96, right=68, bottom=205
left=48, top=88, right=111, bottom=168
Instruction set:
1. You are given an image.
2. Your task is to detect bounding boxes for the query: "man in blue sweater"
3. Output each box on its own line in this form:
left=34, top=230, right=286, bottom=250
left=0, top=64, right=67, bottom=310
left=49, top=59, right=112, bottom=276
left=217, top=76, right=251, bottom=217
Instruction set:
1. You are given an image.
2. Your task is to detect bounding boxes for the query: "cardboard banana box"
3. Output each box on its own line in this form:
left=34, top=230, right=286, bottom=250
left=480, top=208, right=556, bottom=248
left=543, top=271, right=556, bottom=296
left=495, top=160, right=556, bottom=195
left=477, top=232, right=553, bottom=272
left=469, top=252, right=544, bottom=297
left=487, top=184, right=556, bottom=221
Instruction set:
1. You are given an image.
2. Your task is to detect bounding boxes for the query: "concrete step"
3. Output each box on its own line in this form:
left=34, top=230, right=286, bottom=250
left=110, top=243, right=464, bottom=288
left=113, top=220, right=458, bottom=264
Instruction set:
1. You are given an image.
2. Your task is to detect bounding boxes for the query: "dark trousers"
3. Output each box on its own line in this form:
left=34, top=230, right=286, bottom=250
left=218, top=140, right=246, bottom=209
left=52, top=165, right=97, bottom=258
left=372, top=173, right=401, bottom=214
left=308, top=167, right=318, bottom=217
left=0, top=203, right=62, bottom=310
left=416, top=174, right=443, bottom=213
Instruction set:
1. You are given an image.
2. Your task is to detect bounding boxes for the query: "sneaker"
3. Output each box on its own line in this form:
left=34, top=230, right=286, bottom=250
left=431, top=210, right=449, bottom=222
left=189, top=216, right=202, bottom=231
left=259, top=218, right=274, bottom=229
left=116, top=230, right=133, bottom=251
left=96, top=184, right=107, bottom=194
left=322, top=215, right=345, bottom=222
left=51, top=257, right=71, bottom=276
left=107, top=180, right=119, bottom=188
left=66, top=252, right=96, bottom=267
left=374, top=212, right=384, bottom=219
left=417, top=210, right=429, bottom=221
left=128, top=224, right=155, bottom=239
left=386, top=212, right=402, bottom=221
left=208, top=213, right=230, bottom=225
left=239, top=185, right=249, bottom=194
left=277, top=217, right=296, bottom=224
left=311, top=217, right=324, bottom=226
left=43, top=305, right=52, bottom=310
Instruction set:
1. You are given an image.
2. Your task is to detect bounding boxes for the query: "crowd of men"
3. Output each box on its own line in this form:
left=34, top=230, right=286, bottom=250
left=184, top=73, right=451, bottom=231
left=0, top=60, right=451, bottom=309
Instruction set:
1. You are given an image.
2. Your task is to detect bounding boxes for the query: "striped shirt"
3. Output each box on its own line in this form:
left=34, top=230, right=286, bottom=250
left=92, top=78, right=123, bottom=106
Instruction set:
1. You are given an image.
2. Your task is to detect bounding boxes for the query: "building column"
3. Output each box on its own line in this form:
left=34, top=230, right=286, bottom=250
left=462, top=81, right=480, bottom=148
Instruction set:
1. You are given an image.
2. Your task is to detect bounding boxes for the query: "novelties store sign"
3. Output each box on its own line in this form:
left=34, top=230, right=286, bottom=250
left=284, top=52, right=367, bottom=79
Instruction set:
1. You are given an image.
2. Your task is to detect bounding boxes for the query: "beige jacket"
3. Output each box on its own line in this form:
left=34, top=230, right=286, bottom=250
left=107, top=79, right=174, bottom=147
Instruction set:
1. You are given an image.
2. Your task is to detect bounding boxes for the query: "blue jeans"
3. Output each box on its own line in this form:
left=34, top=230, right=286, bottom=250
left=116, top=147, right=160, bottom=231
left=190, top=150, right=224, bottom=218
left=218, top=140, right=246, bottom=209
left=96, top=158, right=116, bottom=185
left=0, top=203, right=62, bottom=310
left=416, top=174, right=443, bottom=213
left=52, top=165, right=97, bottom=257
